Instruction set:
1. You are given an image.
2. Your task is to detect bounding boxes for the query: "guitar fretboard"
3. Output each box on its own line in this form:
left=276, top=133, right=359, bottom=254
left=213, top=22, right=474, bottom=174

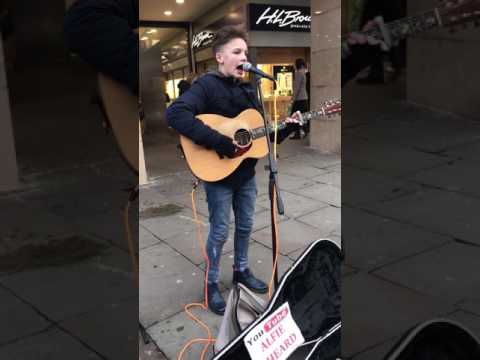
left=342, top=9, right=439, bottom=59
left=250, top=109, right=328, bottom=140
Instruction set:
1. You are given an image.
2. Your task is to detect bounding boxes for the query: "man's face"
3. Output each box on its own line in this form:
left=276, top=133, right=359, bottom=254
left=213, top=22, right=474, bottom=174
left=216, top=38, right=248, bottom=79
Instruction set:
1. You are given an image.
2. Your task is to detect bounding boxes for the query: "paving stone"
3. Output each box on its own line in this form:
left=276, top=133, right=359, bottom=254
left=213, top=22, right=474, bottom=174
left=342, top=207, right=451, bottom=271
left=256, top=191, right=329, bottom=219
left=341, top=264, right=357, bottom=278
left=407, top=159, right=480, bottom=197
left=284, top=152, right=340, bottom=170
left=350, top=337, right=399, bottom=360
left=214, top=242, right=294, bottom=291
left=448, top=310, right=480, bottom=340
left=343, top=137, right=451, bottom=177
left=277, top=159, right=330, bottom=179
left=71, top=206, right=139, bottom=252
left=139, top=243, right=204, bottom=327
left=312, top=170, right=341, bottom=188
left=141, top=209, right=208, bottom=243
left=374, top=242, right=480, bottom=304
left=297, top=206, right=341, bottom=238
left=251, top=209, right=289, bottom=232
left=344, top=106, right=480, bottom=154
left=291, top=183, right=341, bottom=207
left=20, top=177, right=130, bottom=221
left=0, top=287, right=51, bottom=345
left=256, top=172, right=315, bottom=192
left=160, top=224, right=236, bottom=266
left=147, top=305, right=221, bottom=360
left=447, top=139, right=480, bottom=162
left=342, top=166, right=421, bottom=207
left=140, top=225, right=162, bottom=250
left=0, top=247, right=134, bottom=322
left=60, top=298, right=137, bottom=360
left=0, top=198, right=77, bottom=256
left=252, top=218, right=329, bottom=255
left=0, top=328, right=102, bottom=360
left=458, top=300, right=480, bottom=317
left=365, top=188, right=480, bottom=245
left=342, top=273, right=453, bottom=357
left=140, top=187, right=170, bottom=212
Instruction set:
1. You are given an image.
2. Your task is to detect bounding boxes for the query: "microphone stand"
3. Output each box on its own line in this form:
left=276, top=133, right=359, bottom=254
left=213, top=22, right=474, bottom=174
left=255, top=73, right=283, bottom=287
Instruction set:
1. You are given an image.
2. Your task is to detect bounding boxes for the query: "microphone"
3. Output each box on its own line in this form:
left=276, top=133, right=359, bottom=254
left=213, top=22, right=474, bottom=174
left=239, top=63, right=275, bottom=81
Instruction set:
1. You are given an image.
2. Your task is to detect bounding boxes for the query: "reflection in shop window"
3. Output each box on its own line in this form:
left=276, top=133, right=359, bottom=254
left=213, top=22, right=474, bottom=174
left=258, top=64, right=294, bottom=121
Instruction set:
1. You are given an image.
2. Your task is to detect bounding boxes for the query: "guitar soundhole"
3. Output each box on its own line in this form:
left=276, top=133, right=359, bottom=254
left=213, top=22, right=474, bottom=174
left=234, top=129, right=252, bottom=147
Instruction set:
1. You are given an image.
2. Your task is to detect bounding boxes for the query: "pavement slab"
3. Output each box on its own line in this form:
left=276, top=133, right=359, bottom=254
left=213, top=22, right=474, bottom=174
left=256, top=190, right=329, bottom=219
left=0, top=287, right=51, bottom=345
left=211, top=242, right=294, bottom=291
left=458, top=300, right=480, bottom=317
left=141, top=208, right=208, bottom=242
left=297, top=205, right=341, bottom=238
left=407, top=159, right=480, bottom=198
left=312, top=170, right=341, bottom=188
left=140, top=225, right=162, bottom=250
left=139, top=242, right=204, bottom=327
left=373, top=242, right=480, bottom=304
left=448, top=310, right=480, bottom=339
left=446, top=139, right=480, bottom=162
left=365, top=188, right=480, bottom=245
left=0, top=328, right=102, bottom=360
left=342, top=207, right=451, bottom=271
left=59, top=298, right=138, bottom=360
left=0, top=246, right=134, bottom=322
left=148, top=305, right=221, bottom=360
left=343, top=137, right=452, bottom=177
left=252, top=218, right=329, bottom=255
left=342, top=272, right=454, bottom=358
left=342, top=166, right=421, bottom=207
left=291, top=182, right=341, bottom=207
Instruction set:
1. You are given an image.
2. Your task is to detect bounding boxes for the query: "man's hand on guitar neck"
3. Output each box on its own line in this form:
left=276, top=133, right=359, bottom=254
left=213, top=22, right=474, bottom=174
left=347, top=17, right=392, bottom=51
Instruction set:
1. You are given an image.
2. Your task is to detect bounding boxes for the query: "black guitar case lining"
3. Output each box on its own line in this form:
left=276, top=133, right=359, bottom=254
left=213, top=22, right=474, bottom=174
left=213, top=239, right=342, bottom=360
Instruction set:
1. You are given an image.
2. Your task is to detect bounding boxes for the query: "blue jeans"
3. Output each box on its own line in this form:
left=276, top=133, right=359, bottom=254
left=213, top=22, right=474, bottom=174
left=204, top=176, right=257, bottom=284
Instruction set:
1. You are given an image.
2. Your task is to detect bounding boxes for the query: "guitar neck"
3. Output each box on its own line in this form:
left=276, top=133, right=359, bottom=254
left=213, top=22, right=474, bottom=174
left=342, top=9, right=440, bottom=59
left=250, top=109, right=327, bottom=140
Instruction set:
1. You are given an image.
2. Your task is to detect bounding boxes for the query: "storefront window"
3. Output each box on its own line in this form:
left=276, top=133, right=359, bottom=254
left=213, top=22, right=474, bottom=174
left=258, top=64, right=294, bottom=121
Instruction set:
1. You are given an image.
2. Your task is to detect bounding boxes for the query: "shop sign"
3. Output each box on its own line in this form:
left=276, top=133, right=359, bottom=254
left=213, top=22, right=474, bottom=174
left=249, top=4, right=310, bottom=32
left=192, top=30, right=215, bottom=49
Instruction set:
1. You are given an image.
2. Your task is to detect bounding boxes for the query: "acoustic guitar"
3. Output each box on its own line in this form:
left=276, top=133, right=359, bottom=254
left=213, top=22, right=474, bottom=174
left=341, top=0, right=480, bottom=59
left=97, top=73, right=140, bottom=175
left=179, top=100, right=341, bottom=182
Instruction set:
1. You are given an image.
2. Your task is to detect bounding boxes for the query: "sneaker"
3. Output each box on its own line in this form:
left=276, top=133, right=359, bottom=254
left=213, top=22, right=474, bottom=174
left=232, top=268, right=268, bottom=294
left=207, top=282, right=226, bottom=315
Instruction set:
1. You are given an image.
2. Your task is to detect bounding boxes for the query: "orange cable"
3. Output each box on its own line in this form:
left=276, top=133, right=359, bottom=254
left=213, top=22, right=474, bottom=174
left=176, top=183, right=216, bottom=360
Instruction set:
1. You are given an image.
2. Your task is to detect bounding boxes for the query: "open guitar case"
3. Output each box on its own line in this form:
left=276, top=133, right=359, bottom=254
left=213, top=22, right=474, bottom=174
left=383, top=318, right=480, bottom=360
left=212, top=239, right=342, bottom=360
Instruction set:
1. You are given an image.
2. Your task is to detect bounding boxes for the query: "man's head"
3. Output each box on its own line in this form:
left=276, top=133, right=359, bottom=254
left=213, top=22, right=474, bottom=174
left=295, top=58, right=307, bottom=71
left=212, top=26, right=248, bottom=79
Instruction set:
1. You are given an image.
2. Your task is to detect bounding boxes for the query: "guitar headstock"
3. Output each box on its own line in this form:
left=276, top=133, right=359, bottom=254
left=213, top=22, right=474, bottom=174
left=322, top=99, right=342, bottom=117
left=438, top=0, right=480, bottom=29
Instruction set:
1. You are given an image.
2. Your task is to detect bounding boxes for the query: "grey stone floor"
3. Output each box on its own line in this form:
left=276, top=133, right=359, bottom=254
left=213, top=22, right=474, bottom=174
left=140, top=131, right=341, bottom=360
left=342, top=75, right=480, bottom=359
left=0, top=64, right=146, bottom=360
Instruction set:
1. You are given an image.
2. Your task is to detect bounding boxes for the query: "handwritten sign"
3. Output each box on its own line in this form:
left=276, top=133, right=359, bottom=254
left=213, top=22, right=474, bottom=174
left=244, top=302, right=304, bottom=360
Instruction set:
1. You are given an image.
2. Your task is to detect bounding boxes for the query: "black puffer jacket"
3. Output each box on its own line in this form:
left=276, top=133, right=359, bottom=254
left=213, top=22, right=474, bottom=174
left=167, top=71, right=294, bottom=188
left=64, top=0, right=138, bottom=94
